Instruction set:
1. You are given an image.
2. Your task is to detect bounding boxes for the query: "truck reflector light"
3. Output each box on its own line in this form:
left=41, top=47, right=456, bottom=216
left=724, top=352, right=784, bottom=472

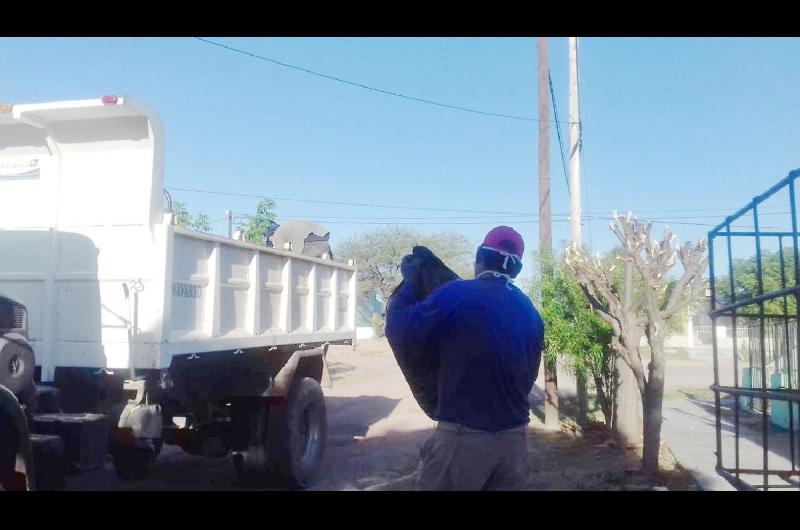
left=101, top=95, right=118, bottom=105
left=0, top=104, right=12, bottom=113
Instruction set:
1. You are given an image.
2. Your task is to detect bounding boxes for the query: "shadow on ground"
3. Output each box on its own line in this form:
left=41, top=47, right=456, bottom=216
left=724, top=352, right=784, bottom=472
left=66, top=395, right=407, bottom=491
left=326, top=360, right=357, bottom=383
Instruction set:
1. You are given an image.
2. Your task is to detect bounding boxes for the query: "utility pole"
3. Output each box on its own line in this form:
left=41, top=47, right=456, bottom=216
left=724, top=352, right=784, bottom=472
left=569, top=36, right=588, bottom=425
left=539, top=37, right=559, bottom=430
left=568, top=37, right=582, bottom=244
left=226, top=210, right=233, bottom=239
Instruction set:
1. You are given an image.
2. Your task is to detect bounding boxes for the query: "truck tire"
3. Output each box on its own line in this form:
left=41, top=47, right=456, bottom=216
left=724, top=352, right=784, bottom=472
left=29, top=434, right=67, bottom=490
left=0, top=333, right=35, bottom=397
left=268, top=377, right=327, bottom=488
left=0, top=407, right=19, bottom=487
left=0, top=383, right=34, bottom=490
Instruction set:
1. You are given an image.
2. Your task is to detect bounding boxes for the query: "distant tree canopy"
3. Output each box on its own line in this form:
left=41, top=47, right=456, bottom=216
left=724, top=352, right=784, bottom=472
left=335, top=226, right=474, bottom=307
left=236, top=199, right=278, bottom=245
left=173, top=201, right=211, bottom=233
left=716, top=248, right=796, bottom=315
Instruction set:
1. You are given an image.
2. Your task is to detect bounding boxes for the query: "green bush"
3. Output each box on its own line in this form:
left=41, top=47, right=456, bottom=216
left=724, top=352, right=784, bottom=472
left=531, top=252, right=615, bottom=425
left=371, top=313, right=386, bottom=338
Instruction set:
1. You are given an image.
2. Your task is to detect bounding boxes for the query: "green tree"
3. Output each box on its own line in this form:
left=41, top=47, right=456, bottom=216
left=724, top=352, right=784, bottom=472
left=236, top=199, right=278, bottom=245
left=531, top=253, right=616, bottom=426
left=173, top=201, right=191, bottom=228
left=190, top=213, right=211, bottom=233
left=717, top=248, right=796, bottom=315
left=335, top=226, right=474, bottom=311
left=173, top=201, right=211, bottom=233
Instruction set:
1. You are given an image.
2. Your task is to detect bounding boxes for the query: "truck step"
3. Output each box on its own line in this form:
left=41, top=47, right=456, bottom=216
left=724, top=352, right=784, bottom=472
left=29, top=433, right=67, bottom=490
left=30, top=413, right=108, bottom=471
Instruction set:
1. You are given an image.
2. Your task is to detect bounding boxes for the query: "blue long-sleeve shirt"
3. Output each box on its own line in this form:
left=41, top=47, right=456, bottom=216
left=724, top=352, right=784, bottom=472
left=385, top=275, right=544, bottom=431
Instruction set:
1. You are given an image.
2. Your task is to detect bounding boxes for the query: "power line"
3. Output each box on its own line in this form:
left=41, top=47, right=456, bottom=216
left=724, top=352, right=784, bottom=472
left=278, top=219, right=546, bottom=225
left=647, top=211, right=791, bottom=220
left=170, top=185, right=595, bottom=218
left=548, top=72, right=570, bottom=193
left=270, top=216, right=768, bottom=229
left=203, top=210, right=768, bottom=229
left=276, top=213, right=563, bottom=221
left=194, top=37, right=572, bottom=125
left=169, top=186, right=541, bottom=216
left=235, top=210, right=792, bottom=222
left=170, top=186, right=789, bottom=226
left=581, top=214, right=782, bottom=230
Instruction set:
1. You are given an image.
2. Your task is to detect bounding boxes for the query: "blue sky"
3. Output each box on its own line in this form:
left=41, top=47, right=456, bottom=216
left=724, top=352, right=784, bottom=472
left=2, top=37, right=799, bottom=282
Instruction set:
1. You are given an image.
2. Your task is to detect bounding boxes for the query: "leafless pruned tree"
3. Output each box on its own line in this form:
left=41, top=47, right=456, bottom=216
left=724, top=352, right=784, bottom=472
left=566, top=212, right=707, bottom=473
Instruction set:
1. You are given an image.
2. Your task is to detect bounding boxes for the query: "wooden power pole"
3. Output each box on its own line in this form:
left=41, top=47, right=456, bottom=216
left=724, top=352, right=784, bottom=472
left=538, top=37, right=559, bottom=429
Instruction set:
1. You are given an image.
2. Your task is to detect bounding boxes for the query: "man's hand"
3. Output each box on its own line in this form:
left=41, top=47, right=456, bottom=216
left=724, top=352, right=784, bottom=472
left=400, top=254, right=422, bottom=285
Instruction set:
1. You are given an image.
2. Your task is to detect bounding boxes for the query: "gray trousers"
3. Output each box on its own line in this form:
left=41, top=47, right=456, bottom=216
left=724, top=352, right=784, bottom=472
left=415, top=421, right=529, bottom=491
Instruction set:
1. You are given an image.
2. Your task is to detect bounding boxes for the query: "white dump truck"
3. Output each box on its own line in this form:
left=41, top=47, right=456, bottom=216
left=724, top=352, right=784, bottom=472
left=0, top=96, right=356, bottom=488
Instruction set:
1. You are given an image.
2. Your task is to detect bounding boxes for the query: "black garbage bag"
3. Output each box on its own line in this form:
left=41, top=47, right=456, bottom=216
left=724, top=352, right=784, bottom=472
left=386, top=246, right=460, bottom=419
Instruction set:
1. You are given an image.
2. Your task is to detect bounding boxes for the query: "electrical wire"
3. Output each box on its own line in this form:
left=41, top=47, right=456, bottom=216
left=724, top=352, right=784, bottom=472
left=170, top=186, right=785, bottom=229
left=194, top=37, right=573, bottom=125
left=169, top=186, right=540, bottom=216
left=548, top=72, right=570, bottom=194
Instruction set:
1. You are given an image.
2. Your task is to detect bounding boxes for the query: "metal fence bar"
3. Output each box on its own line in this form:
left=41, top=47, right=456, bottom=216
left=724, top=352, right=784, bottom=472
left=711, top=385, right=800, bottom=401
left=792, top=180, right=800, bottom=488
left=723, top=231, right=800, bottom=238
left=727, top=223, right=741, bottom=476
left=725, top=468, right=800, bottom=475
left=753, top=201, right=771, bottom=490
left=717, top=467, right=755, bottom=491
left=735, top=313, right=797, bottom=319
left=709, top=168, right=800, bottom=236
left=709, top=234, right=724, bottom=471
left=710, top=286, right=800, bottom=317
left=778, top=239, right=797, bottom=472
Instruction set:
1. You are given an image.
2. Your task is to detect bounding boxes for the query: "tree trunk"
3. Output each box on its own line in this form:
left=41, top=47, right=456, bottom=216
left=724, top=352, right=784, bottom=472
left=614, top=354, right=642, bottom=447
left=544, top=364, right=559, bottom=429
left=594, top=373, right=613, bottom=429
left=642, top=338, right=667, bottom=474
left=577, top=372, right=588, bottom=425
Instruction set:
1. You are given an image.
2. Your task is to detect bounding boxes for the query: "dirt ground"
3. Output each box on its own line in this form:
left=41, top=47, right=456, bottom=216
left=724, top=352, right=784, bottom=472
left=64, top=338, right=699, bottom=491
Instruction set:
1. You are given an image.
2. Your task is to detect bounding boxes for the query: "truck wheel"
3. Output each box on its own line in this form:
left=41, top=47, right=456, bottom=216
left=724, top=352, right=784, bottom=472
left=268, top=377, right=327, bottom=489
left=0, top=333, right=35, bottom=397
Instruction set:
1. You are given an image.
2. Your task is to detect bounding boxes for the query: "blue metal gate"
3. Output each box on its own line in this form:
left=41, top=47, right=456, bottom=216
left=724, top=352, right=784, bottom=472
left=709, top=168, right=800, bottom=490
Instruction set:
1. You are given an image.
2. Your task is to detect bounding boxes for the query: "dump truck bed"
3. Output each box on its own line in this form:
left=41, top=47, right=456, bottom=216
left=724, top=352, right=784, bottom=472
left=0, top=96, right=356, bottom=382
